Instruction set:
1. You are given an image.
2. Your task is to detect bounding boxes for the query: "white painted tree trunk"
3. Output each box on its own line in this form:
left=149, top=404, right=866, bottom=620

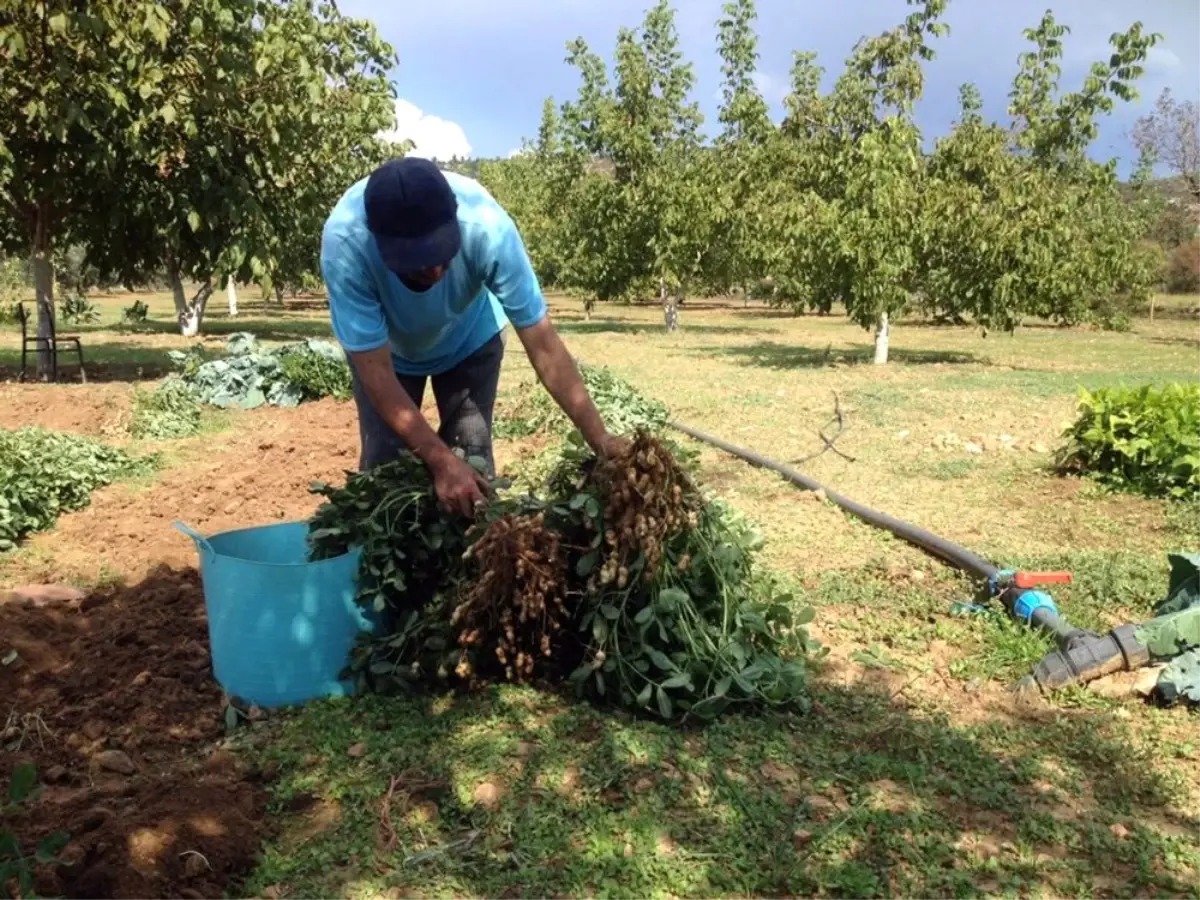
left=661, top=278, right=680, bottom=332
left=169, top=267, right=212, bottom=337
left=227, top=280, right=238, bottom=317
left=31, top=250, right=55, bottom=377
left=873, top=311, right=890, bottom=365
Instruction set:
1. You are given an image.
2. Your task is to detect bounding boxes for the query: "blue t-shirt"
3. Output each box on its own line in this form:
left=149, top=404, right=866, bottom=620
left=320, top=170, right=548, bottom=376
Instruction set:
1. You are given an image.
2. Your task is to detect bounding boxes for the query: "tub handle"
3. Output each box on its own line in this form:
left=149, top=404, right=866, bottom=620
left=174, top=521, right=216, bottom=558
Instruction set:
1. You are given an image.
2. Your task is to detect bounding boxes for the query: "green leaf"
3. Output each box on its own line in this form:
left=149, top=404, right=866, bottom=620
left=8, top=762, right=36, bottom=804
left=186, top=210, right=201, bottom=232
left=713, top=675, right=732, bottom=698
left=575, top=551, right=599, bottom=576
left=656, top=685, right=674, bottom=719
left=636, top=682, right=653, bottom=707
left=648, top=649, right=674, bottom=672
left=600, top=603, right=620, bottom=620
left=794, top=606, right=816, bottom=625
left=1, top=649, right=17, bottom=666
left=161, top=103, right=177, bottom=125
left=48, top=13, right=67, bottom=33
left=661, top=672, right=692, bottom=690
left=634, top=605, right=654, bottom=625
left=35, top=831, right=71, bottom=863
left=656, top=587, right=688, bottom=612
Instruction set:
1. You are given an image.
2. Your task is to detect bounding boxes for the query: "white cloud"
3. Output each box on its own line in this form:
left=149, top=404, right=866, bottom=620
left=1146, top=46, right=1181, bottom=71
left=379, top=98, right=472, bottom=161
left=507, top=146, right=530, bottom=158
left=753, top=72, right=788, bottom=103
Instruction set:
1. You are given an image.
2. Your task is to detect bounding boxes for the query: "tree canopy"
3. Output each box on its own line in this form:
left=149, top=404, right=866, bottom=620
left=477, top=0, right=1166, bottom=361
left=0, top=0, right=397, bottom=349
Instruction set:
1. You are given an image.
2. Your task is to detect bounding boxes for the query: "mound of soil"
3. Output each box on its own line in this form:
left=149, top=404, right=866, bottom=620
left=0, top=565, right=268, bottom=899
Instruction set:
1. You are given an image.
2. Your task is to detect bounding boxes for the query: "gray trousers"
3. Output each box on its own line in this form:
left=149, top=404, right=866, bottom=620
left=350, top=331, right=504, bottom=477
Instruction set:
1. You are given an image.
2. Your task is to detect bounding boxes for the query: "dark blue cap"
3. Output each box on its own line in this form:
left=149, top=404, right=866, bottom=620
left=364, top=157, right=461, bottom=276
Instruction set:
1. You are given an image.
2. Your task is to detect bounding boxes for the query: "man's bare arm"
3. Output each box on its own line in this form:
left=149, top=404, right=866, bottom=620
left=515, top=318, right=614, bottom=454
left=349, top=347, right=454, bottom=467
left=348, top=347, right=487, bottom=515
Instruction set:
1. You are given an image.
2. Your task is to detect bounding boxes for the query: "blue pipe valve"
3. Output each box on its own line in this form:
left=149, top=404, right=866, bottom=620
left=988, top=569, right=1070, bottom=623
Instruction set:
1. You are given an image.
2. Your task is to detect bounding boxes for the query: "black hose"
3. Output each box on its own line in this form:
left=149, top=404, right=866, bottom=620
left=666, top=420, right=1120, bottom=679
left=668, top=420, right=1000, bottom=581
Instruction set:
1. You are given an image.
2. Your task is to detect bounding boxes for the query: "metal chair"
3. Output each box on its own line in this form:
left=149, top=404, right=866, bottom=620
left=17, top=301, right=86, bottom=383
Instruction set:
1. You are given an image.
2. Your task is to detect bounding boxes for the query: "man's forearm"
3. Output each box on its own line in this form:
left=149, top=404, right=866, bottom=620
left=520, top=324, right=608, bottom=449
left=348, top=348, right=454, bottom=467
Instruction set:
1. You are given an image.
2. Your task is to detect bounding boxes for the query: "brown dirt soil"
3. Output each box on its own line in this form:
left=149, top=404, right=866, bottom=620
left=1, top=397, right=525, bottom=586
left=0, top=565, right=267, bottom=899
left=0, top=383, right=134, bottom=435
left=2, top=399, right=363, bottom=585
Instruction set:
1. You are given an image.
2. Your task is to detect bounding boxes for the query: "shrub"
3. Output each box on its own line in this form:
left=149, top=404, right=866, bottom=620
left=0, top=427, right=153, bottom=550
left=1057, top=383, right=1200, bottom=499
left=58, top=292, right=100, bottom=325
left=1164, top=239, right=1200, bottom=294
left=121, top=299, right=150, bottom=325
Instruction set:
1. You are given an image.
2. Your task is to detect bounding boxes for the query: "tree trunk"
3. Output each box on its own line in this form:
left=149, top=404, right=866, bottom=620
left=31, top=250, right=55, bottom=378
left=1149, top=293, right=1156, bottom=323
left=227, top=280, right=238, bottom=317
left=274, top=285, right=283, bottom=306
left=31, top=203, right=55, bottom=377
left=583, top=298, right=592, bottom=321
left=873, top=311, right=890, bottom=365
left=662, top=279, right=680, bottom=333
left=169, top=263, right=212, bottom=337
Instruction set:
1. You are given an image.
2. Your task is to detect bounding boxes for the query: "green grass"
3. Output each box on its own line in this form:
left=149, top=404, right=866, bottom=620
left=239, top=682, right=1199, bottom=899
left=4, top=289, right=1198, bottom=898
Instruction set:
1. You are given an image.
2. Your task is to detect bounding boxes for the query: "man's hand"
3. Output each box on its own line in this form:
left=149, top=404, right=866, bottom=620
left=595, top=432, right=630, bottom=459
left=430, top=451, right=491, bottom=518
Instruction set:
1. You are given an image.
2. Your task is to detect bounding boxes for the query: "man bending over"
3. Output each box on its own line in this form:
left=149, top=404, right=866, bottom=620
left=320, top=157, right=623, bottom=517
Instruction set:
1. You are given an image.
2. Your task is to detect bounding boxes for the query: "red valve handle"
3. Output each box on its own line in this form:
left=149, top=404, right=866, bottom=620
left=1012, top=571, right=1073, bottom=589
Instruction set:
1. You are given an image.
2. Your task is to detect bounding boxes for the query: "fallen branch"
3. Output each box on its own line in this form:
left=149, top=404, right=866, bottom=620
left=791, top=391, right=857, bottom=465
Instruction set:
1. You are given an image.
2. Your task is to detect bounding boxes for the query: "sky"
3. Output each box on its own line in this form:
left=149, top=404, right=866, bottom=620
left=356, top=0, right=1199, bottom=175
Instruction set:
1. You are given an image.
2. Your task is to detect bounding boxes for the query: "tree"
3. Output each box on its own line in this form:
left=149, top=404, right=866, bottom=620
left=764, top=0, right=949, bottom=363
left=1133, top=88, right=1200, bottom=208
left=920, top=13, right=1161, bottom=331
left=710, top=0, right=772, bottom=298
left=0, top=1, right=170, bottom=372
left=547, top=1, right=709, bottom=330
left=80, top=0, right=397, bottom=335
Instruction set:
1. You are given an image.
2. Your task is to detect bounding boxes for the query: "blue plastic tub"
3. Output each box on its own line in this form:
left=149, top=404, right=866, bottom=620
left=175, top=520, right=375, bottom=708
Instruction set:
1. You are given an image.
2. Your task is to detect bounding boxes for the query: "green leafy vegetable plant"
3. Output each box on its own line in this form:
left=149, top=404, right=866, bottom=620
left=1056, top=383, right=1200, bottom=499
left=307, top=428, right=818, bottom=722
left=169, top=332, right=352, bottom=410
left=0, top=427, right=153, bottom=551
left=129, top=376, right=202, bottom=439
